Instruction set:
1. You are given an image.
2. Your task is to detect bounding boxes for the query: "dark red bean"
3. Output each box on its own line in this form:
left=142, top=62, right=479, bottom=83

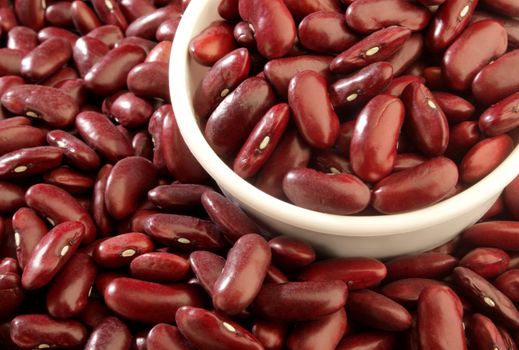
left=468, top=313, right=508, bottom=350
left=7, top=26, right=37, bottom=53
left=119, top=0, right=155, bottom=22
left=132, top=131, right=153, bottom=159
left=479, top=92, right=519, bottom=136
left=480, top=0, right=519, bottom=17
left=176, top=306, right=264, bottom=350
left=432, top=91, right=475, bottom=125
left=87, top=24, right=124, bottom=48
left=21, top=221, right=84, bottom=290
left=463, top=221, right=519, bottom=250
left=0, top=182, right=24, bottom=214
left=130, top=252, right=190, bottom=282
left=417, top=285, right=467, bottom=350
left=268, top=236, right=315, bottom=269
left=104, top=277, right=204, bottom=324
left=498, top=326, right=518, bottom=350
left=284, top=0, right=341, bottom=22
left=78, top=299, right=112, bottom=327
left=127, top=61, right=170, bottom=100
left=299, top=257, right=386, bottom=290
left=495, top=269, right=519, bottom=302
left=126, top=5, right=181, bottom=40
left=73, top=36, right=110, bottom=78
left=0, top=273, right=24, bottom=319
left=336, top=332, right=396, bottom=350
left=148, top=183, right=210, bottom=211
left=47, top=129, right=101, bottom=171
left=46, top=253, right=97, bottom=318
left=71, top=1, right=102, bottom=35
left=188, top=20, right=236, bottom=66
left=459, top=247, right=510, bottom=279
left=37, top=27, right=79, bottom=47
left=146, top=323, right=191, bottom=350
left=386, top=33, right=424, bottom=76
left=472, top=10, right=519, bottom=49
left=385, top=252, right=458, bottom=281
left=94, top=232, right=154, bottom=268
left=381, top=278, right=447, bottom=307
left=312, top=151, right=351, bottom=174
left=91, top=0, right=128, bottom=30
left=0, top=48, right=23, bottom=76
left=92, top=164, right=114, bottom=236
left=0, top=146, right=63, bottom=179
left=445, top=121, right=481, bottom=160
left=0, top=5, right=17, bottom=34
left=42, top=67, right=79, bottom=88
left=393, top=153, right=427, bottom=172
left=251, top=320, right=286, bottom=350
left=43, top=167, right=95, bottom=194
left=0, top=116, right=30, bottom=128
left=45, top=2, right=72, bottom=28
left=84, top=316, right=132, bottom=350
left=189, top=250, right=225, bottom=297
left=116, top=36, right=157, bottom=54
left=10, top=314, right=87, bottom=349
left=0, top=257, right=18, bottom=274
left=505, top=176, right=519, bottom=220
left=383, top=75, right=425, bottom=97
left=146, top=40, right=172, bottom=64
left=12, top=207, right=46, bottom=269
left=14, top=0, right=45, bottom=30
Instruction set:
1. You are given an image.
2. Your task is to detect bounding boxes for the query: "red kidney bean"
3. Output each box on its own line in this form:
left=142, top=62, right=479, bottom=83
left=472, top=10, right=519, bottom=48
left=42, top=67, right=79, bottom=88
left=463, top=221, right=519, bottom=250
left=0, top=116, right=30, bottom=128
left=268, top=236, right=315, bottom=269
left=189, top=250, right=225, bottom=296
left=0, top=146, right=63, bottom=179
left=205, top=77, right=276, bottom=160
left=87, top=24, right=124, bottom=48
left=299, top=257, right=386, bottom=290
left=161, top=105, right=208, bottom=183
left=445, top=121, right=481, bottom=160
left=85, top=44, right=146, bottom=96
left=350, top=94, right=404, bottom=182
left=385, top=253, right=458, bottom=281
left=402, top=82, right=449, bottom=156
left=0, top=75, right=25, bottom=99
left=76, top=111, right=134, bottom=163
left=468, top=313, right=508, bottom=350
left=0, top=5, right=17, bottom=34
left=383, top=75, right=425, bottom=97
left=21, top=221, right=84, bottom=290
left=499, top=327, right=518, bottom=350
left=130, top=252, right=190, bottom=282
left=284, top=0, right=341, bottom=22
left=104, top=277, right=204, bottom=324
left=144, top=213, right=227, bottom=251
left=92, top=165, right=114, bottom=237
left=46, top=253, right=97, bottom=318
left=43, top=167, right=95, bottom=194
left=238, top=0, right=296, bottom=59
left=91, top=0, right=128, bottom=30
left=84, top=316, right=132, bottom=350
left=7, top=26, right=37, bottom=54
left=251, top=320, right=286, bottom=350
left=443, top=20, right=508, bottom=90
left=126, top=5, right=180, bottom=39
left=336, top=332, right=396, bottom=350
left=254, top=280, right=347, bottom=321
left=155, top=20, right=178, bottom=43
left=14, top=0, right=45, bottom=30
left=47, top=130, right=100, bottom=171
left=0, top=48, right=23, bottom=76
left=283, top=168, right=370, bottom=215
left=432, top=91, right=475, bottom=125
left=193, top=48, right=250, bottom=119
left=479, top=92, right=519, bottom=136
left=127, top=61, right=170, bottom=100
left=287, top=308, right=346, bottom=350
left=119, top=0, right=155, bottom=22
left=0, top=257, right=18, bottom=274
left=176, top=306, right=264, bottom=350
left=417, top=285, right=466, bottom=350
left=146, top=40, right=172, bottom=64
left=372, top=157, right=458, bottom=213
left=0, top=273, right=24, bottom=319
left=347, top=289, right=412, bottom=331
left=312, top=150, right=351, bottom=174
left=146, top=323, right=191, bottom=350
left=132, top=130, right=153, bottom=159
left=453, top=266, right=519, bottom=329
left=460, top=134, right=513, bottom=184
left=94, top=232, right=154, bottom=268
left=330, top=26, right=412, bottom=74
left=495, top=269, right=519, bottom=302
left=188, top=20, right=236, bottom=66
left=217, top=0, right=239, bottom=20
left=77, top=299, right=114, bottom=328
left=480, top=0, right=519, bottom=16
left=71, top=1, right=102, bottom=35
left=381, top=278, right=447, bottom=307
left=73, top=36, right=110, bottom=78
left=37, top=27, right=79, bottom=48
left=12, top=207, right=46, bottom=269
left=201, top=190, right=259, bottom=243
left=386, top=33, right=424, bottom=76
left=0, top=182, right=24, bottom=213
left=95, top=271, right=125, bottom=296
left=393, top=153, right=426, bottom=172
left=1, top=84, right=79, bottom=127
left=265, top=264, right=289, bottom=284
left=147, top=105, right=167, bottom=172
left=459, top=247, right=510, bottom=279
left=298, top=11, right=358, bottom=54
left=45, top=2, right=72, bottom=28
left=346, top=0, right=431, bottom=33
left=148, top=183, right=210, bottom=211
left=10, top=314, right=87, bottom=349
left=213, top=234, right=270, bottom=314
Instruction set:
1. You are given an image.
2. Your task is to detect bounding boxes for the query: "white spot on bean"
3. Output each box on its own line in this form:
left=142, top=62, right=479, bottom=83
left=13, top=165, right=27, bottom=173
left=346, top=93, right=358, bottom=102
left=248, top=23, right=255, bottom=33
left=56, top=140, right=67, bottom=148
left=121, top=249, right=136, bottom=257
left=105, top=0, right=114, bottom=11
left=41, top=0, right=46, bottom=10
left=14, top=232, right=20, bottom=247
left=26, top=111, right=39, bottom=118
left=483, top=296, right=496, bottom=307
left=38, top=344, right=50, bottom=349
left=177, top=237, right=191, bottom=244
left=222, top=322, right=236, bottom=333
left=365, top=46, right=380, bottom=57
left=220, top=88, right=230, bottom=97
left=459, top=4, right=470, bottom=18
left=47, top=217, right=55, bottom=226
left=60, top=244, right=70, bottom=257
left=88, top=286, right=93, bottom=297
left=427, top=99, right=437, bottom=109
left=258, top=136, right=271, bottom=151
left=329, top=167, right=341, bottom=174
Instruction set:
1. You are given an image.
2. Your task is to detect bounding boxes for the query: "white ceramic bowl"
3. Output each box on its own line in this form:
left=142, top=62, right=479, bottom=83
left=170, top=0, right=519, bottom=258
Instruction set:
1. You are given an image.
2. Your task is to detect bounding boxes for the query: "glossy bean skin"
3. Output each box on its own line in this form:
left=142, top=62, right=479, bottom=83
left=312, top=151, right=351, bottom=174
left=239, top=0, right=296, bottom=59
left=495, top=269, right=519, bottom=302
left=105, top=277, right=204, bottom=324
left=36, top=27, right=78, bottom=47
left=193, top=48, right=250, bottom=119
left=479, top=92, right=519, bottom=136
left=47, top=130, right=100, bottom=171
left=330, top=62, right=393, bottom=111
left=393, top=153, right=427, bottom=172
left=21, top=221, right=84, bottom=290
left=146, top=323, right=191, bottom=350
left=0, top=257, right=18, bottom=274
left=218, top=0, right=239, bottom=20
left=126, top=5, right=181, bottom=39
left=468, top=313, right=508, bottom=350
left=459, top=247, right=510, bottom=279
left=146, top=40, right=172, bottom=64
left=336, top=332, right=396, bottom=350
left=471, top=11, right=519, bottom=48
left=284, top=0, right=341, bottom=22
left=480, top=0, right=519, bottom=17
left=148, top=183, right=211, bottom=211
left=42, top=67, right=79, bottom=88
left=298, top=11, right=358, bottom=54
left=10, top=314, right=87, bottom=349
left=1, top=84, right=79, bottom=128
left=453, top=266, right=519, bottom=329
left=330, top=26, right=412, bottom=74
left=189, top=250, right=225, bottom=296
left=372, top=157, right=458, bottom=214
left=460, top=134, right=513, bottom=184
left=176, top=306, right=264, bottom=350
left=12, top=207, right=47, bottom=269
left=201, top=190, right=259, bottom=243
left=45, top=2, right=73, bottom=28
left=188, top=20, right=236, bottom=66
left=443, top=20, right=508, bottom=91
left=432, top=91, right=475, bottom=124
left=380, top=278, right=447, bottom=307
left=0, top=5, right=18, bottom=34
left=85, top=44, right=147, bottom=96
left=46, top=253, right=97, bottom=319
left=161, top=106, right=208, bottom=183
left=287, top=309, right=346, bottom=350
left=445, top=121, right=481, bottom=160
left=119, top=0, right=155, bottom=22
left=417, top=285, right=467, bottom=350
left=25, top=183, right=97, bottom=243
left=385, top=253, right=458, bottom=281
left=0, top=48, right=23, bottom=77
left=127, top=61, right=169, bottom=100
left=84, top=316, right=132, bottom=350
left=14, top=0, right=45, bottom=30
left=402, top=82, right=449, bottom=156
left=0, top=181, right=24, bottom=213
left=298, top=257, right=386, bottom=290
left=144, top=213, right=227, bottom=251
left=383, top=75, right=425, bottom=97
left=254, top=280, right=347, bottom=321
left=251, top=321, right=286, bottom=350
left=87, top=25, right=124, bottom=48
left=345, top=0, right=431, bottom=33
left=0, top=146, right=63, bottom=179
left=498, top=327, right=518, bottom=350
left=0, top=273, right=24, bottom=319
left=42, top=167, right=94, bottom=194
left=70, top=1, right=102, bottom=35
left=7, top=26, right=37, bottom=53
left=347, top=289, right=412, bottom=331
left=110, top=92, right=153, bottom=128
left=130, top=252, right=189, bottom=282
left=213, top=234, right=271, bottom=314
left=73, top=36, right=109, bottom=78
left=386, top=33, right=423, bottom=76
left=75, top=111, right=133, bottom=163
left=268, top=236, right=315, bottom=269
left=91, top=0, right=127, bottom=30
left=349, top=94, right=403, bottom=182
left=283, top=168, right=370, bottom=215
left=205, top=77, right=276, bottom=160
left=463, top=221, right=519, bottom=250
left=94, top=232, right=154, bottom=268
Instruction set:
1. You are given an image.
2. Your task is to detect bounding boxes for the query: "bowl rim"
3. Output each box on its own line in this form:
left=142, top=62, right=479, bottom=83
left=170, top=0, right=519, bottom=237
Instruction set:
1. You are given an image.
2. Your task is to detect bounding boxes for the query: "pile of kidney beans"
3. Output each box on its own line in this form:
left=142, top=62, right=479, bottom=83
left=0, top=0, right=519, bottom=349
left=192, top=0, right=519, bottom=215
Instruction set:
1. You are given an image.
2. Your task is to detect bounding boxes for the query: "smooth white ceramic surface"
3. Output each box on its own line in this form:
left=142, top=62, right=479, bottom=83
left=170, top=0, right=519, bottom=258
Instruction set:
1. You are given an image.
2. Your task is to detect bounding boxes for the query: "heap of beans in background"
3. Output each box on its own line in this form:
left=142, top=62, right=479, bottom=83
left=192, top=0, right=519, bottom=215
left=0, top=0, right=518, bottom=349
